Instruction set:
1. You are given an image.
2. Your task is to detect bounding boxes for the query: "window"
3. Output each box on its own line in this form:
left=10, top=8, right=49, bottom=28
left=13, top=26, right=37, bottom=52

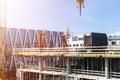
left=78, top=38, right=83, bottom=40
left=112, top=41, right=116, bottom=45
left=80, top=44, right=83, bottom=46
left=76, top=44, right=79, bottom=46
left=69, top=44, right=71, bottom=47
left=67, top=44, right=71, bottom=47
left=73, top=44, right=75, bottom=47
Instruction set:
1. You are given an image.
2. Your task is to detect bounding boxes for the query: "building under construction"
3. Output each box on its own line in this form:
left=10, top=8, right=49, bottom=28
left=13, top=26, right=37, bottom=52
left=5, top=28, right=64, bottom=80
left=1, top=0, right=120, bottom=79
left=0, top=0, right=120, bottom=80
left=3, top=28, right=120, bottom=80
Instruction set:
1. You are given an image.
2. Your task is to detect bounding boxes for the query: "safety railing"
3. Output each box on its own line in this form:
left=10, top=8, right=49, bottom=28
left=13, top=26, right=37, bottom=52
left=110, top=72, right=120, bottom=78
left=12, top=46, right=120, bottom=56
left=17, top=62, right=39, bottom=70
left=43, top=67, right=67, bottom=72
left=24, top=65, right=39, bottom=70
left=71, top=69, right=105, bottom=76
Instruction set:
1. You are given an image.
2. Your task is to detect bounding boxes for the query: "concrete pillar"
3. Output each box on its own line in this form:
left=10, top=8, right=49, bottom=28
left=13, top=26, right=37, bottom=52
left=43, top=74, right=46, bottom=80
left=67, top=58, right=70, bottom=74
left=66, top=58, right=70, bottom=80
left=39, top=57, right=43, bottom=80
left=20, top=72, right=23, bottom=80
left=105, top=58, right=109, bottom=79
left=53, top=75, right=55, bottom=80
left=39, top=57, right=43, bottom=71
left=39, top=74, right=42, bottom=80
left=74, top=77, right=78, bottom=80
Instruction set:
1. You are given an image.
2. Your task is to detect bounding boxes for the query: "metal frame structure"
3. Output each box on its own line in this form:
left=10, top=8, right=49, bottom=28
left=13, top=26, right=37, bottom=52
left=3, top=28, right=120, bottom=80
left=13, top=46, right=120, bottom=80
left=5, top=28, right=64, bottom=80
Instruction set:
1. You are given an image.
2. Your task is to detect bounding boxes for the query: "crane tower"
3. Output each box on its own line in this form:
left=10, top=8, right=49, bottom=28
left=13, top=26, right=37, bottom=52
left=0, top=0, right=6, bottom=80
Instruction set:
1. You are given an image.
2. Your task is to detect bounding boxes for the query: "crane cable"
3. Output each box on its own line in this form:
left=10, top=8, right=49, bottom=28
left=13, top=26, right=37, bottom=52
left=76, top=0, right=84, bottom=16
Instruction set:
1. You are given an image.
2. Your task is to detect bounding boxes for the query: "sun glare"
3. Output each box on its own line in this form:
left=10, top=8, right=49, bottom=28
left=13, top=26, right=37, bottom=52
left=0, top=0, right=6, bottom=6
left=0, top=0, right=6, bottom=27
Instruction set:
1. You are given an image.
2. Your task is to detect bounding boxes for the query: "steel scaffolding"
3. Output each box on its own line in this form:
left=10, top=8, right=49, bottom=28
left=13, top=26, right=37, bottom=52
left=12, top=46, right=120, bottom=80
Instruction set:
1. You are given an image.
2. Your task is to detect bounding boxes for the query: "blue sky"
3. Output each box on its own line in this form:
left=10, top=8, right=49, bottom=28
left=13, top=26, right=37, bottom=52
left=6, top=0, right=120, bottom=35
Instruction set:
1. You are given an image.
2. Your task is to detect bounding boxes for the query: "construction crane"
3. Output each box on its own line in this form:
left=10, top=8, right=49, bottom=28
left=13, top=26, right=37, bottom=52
left=76, top=0, right=85, bottom=16
left=0, top=0, right=6, bottom=80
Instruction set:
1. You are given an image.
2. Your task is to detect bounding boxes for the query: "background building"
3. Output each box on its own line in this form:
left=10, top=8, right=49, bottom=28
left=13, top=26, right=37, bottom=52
left=67, top=32, right=120, bottom=47
left=107, top=31, right=120, bottom=45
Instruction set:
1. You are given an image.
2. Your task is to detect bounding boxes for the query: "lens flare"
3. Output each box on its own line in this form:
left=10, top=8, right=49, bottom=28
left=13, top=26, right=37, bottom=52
left=0, top=0, right=6, bottom=27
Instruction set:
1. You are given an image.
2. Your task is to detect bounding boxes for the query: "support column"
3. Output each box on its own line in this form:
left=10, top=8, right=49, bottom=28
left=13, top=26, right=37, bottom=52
left=105, top=58, right=109, bottom=79
left=39, top=74, right=42, bottom=80
left=43, top=74, right=46, bottom=80
left=20, top=71, right=23, bottom=80
left=66, top=58, right=70, bottom=80
left=74, top=77, right=78, bottom=80
left=67, top=58, right=70, bottom=74
left=53, top=75, right=55, bottom=80
left=39, top=57, right=43, bottom=80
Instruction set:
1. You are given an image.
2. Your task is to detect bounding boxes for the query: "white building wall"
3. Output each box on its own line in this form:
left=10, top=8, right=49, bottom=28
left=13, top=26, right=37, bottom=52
left=68, top=32, right=120, bottom=47
left=67, top=36, right=84, bottom=48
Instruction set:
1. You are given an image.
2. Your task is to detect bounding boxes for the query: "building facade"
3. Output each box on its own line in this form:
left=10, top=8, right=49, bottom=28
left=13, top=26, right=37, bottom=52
left=5, top=28, right=64, bottom=80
